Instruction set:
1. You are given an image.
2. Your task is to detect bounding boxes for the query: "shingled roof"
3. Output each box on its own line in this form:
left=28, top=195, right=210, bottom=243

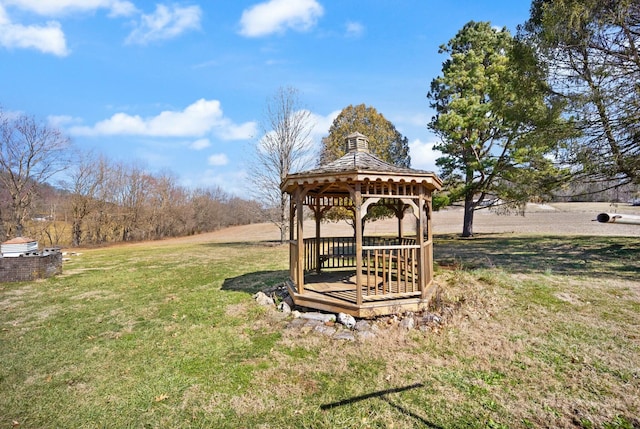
left=281, top=132, right=442, bottom=194
left=299, top=146, right=428, bottom=175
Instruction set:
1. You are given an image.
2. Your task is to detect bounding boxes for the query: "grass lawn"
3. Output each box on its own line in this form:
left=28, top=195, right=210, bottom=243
left=1, top=235, right=639, bottom=428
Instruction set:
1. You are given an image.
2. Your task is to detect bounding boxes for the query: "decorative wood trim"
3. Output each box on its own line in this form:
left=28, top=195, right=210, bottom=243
left=360, top=197, right=381, bottom=220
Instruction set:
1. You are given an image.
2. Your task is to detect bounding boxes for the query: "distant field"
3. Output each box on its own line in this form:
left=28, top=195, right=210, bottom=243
left=153, top=202, right=640, bottom=245
left=1, top=202, right=638, bottom=428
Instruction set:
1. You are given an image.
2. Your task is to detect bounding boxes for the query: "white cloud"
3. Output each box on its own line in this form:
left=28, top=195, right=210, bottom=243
left=207, top=153, right=229, bottom=166
left=0, top=0, right=136, bottom=56
left=0, top=5, right=69, bottom=55
left=239, top=0, right=323, bottom=37
left=345, top=21, right=364, bottom=38
left=190, top=138, right=210, bottom=150
left=69, top=98, right=257, bottom=140
left=216, top=121, right=257, bottom=140
left=408, top=139, right=441, bottom=172
left=308, top=109, right=339, bottom=144
left=48, top=114, right=80, bottom=127
left=126, top=4, right=201, bottom=45
left=2, top=0, right=137, bottom=17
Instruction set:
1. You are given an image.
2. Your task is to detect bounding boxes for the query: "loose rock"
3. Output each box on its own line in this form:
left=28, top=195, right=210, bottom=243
left=399, top=315, right=415, bottom=330
left=337, top=313, right=356, bottom=329
left=287, top=318, right=307, bottom=329
left=333, top=331, right=356, bottom=341
left=278, top=301, right=291, bottom=314
left=354, top=320, right=372, bottom=331
left=283, top=295, right=294, bottom=308
left=254, top=291, right=275, bottom=306
left=300, top=312, right=336, bottom=323
left=314, top=324, right=337, bottom=337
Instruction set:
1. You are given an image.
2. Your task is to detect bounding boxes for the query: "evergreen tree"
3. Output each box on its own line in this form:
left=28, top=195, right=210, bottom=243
left=521, top=0, right=640, bottom=186
left=428, top=21, right=573, bottom=237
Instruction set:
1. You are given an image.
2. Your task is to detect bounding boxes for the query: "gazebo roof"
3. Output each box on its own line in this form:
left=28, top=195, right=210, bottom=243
left=300, top=147, right=423, bottom=175
left=281, top=132, right=442, bottom=194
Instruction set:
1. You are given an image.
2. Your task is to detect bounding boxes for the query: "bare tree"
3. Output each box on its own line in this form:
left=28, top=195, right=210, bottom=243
left=248, top=86, right=315, bottom=243
left=146, top=170, right=190, bottom=239
left=190, top=186, right=227, bottom=233
left=0, top=110, right=71, bottom=237
left=106, top=162, right=152, bottom=242
left=63, top=152, right=108, bottom=246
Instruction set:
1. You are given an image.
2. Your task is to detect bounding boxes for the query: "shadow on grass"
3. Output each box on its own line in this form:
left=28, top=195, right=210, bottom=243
left=221, top=270, right=290, bottom=295
left=320, top=383, right=443, bottom=428
left=434, top=234, right=640, bottom=280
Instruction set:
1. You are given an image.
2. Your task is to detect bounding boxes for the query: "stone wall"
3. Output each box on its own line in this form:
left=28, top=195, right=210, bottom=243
left=0, top=250, right=62, bottom=283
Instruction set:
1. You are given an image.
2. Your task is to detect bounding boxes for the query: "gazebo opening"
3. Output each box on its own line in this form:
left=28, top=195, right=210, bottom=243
left=281, top=132, right=442, bottom=318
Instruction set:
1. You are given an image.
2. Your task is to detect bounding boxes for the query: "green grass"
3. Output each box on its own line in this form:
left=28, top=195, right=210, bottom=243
left=1, top=235, right=639, bottom=428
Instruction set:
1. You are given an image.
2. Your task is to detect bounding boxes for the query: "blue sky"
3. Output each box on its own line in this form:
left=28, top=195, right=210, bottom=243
left=1, top=0, right=532, bottom=195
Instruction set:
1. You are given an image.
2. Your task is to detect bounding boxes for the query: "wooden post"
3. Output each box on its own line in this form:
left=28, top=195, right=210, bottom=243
left=354, top=183, right=363, bottom=306
left=417, top=190, right=427, bottom=299
left=397, top=200, right=404, bottom=241
left=425, top=195, right=434, bottom=288
left=315, top=197, right=322, bottom=274
left=296, top=188, right=305, bottom=294
left=288, top=193, right=297, bottom=287
left=289, top=194, right=295, bottom=242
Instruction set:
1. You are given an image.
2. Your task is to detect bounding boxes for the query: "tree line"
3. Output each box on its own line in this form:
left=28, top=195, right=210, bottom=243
left=0, top=110, right=265, bottom=247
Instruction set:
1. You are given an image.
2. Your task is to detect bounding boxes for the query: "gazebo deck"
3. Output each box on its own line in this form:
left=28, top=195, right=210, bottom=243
left=286, top=269, right=431, bottom=318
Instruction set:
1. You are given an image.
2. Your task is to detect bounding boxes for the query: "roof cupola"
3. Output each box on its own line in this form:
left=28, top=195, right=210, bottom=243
left=345, top=132, right=369, bottom=153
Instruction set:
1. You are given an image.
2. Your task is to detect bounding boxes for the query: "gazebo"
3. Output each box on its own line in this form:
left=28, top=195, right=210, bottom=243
left=281, top=132, right=442, bottom=317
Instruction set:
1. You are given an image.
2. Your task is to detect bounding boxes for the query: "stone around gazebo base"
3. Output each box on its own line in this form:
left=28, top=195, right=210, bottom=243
left=253, top=282, right=449, bottom=340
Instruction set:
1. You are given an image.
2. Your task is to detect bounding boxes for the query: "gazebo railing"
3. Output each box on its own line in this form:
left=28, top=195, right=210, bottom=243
left=362, top=244, right=419, bottom=297
left=305, top=236, right=356, bottom=270
left=303, top=236, right=416, bottom=271
left=302, top=236, right=421, bottom=300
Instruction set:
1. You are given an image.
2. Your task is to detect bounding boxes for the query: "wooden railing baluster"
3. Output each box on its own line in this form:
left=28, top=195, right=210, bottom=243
left=301, top=236, right=421, bottom=298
